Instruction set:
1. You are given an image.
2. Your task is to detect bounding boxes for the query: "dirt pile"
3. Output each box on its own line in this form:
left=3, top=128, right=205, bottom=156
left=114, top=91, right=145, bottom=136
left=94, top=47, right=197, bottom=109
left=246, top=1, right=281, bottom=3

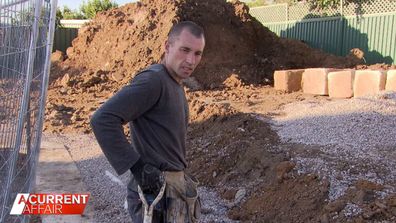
left=61, top=0, right=361, bottom=87
left=46, top=0, right=363, bottom=133
left=186, top=95, right=330, bottom=222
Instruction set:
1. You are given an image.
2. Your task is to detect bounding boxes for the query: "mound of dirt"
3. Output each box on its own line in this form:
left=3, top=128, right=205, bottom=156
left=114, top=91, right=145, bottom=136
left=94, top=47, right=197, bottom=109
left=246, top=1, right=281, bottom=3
left=62, top=0, right=361, bottom=87
left=185, top=96, right=331, bottom=222
left=46, top=0, right=363, bottom=133
left=185, top=91, right=396, bottom=222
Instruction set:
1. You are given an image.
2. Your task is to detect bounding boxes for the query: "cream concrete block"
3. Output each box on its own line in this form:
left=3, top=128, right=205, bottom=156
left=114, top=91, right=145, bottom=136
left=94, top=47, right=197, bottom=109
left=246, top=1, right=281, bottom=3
left=353, top=70, right=386, bottom=97
left=385, top=70, right=396, bottom=91
left=274, top=69, right=304, bottom=92
left=328, top=69, right=355, bottom=98
left=302, top=68, right=337, bottom=95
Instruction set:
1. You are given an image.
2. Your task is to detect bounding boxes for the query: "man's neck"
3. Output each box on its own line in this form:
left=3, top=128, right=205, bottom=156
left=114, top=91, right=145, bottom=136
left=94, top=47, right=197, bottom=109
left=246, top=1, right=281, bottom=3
left=161, top=62, right=182, bottom=85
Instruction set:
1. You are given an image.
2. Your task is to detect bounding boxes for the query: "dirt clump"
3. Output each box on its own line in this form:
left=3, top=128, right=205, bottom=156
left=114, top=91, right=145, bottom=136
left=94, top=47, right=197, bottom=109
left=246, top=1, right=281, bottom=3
left=50, top=50, right=65, bottom=63
left=315, top=180, right=396, bottom=223
left=222, top=74, right=246, bottom=88
left=228, top=175, right=329, bottom=222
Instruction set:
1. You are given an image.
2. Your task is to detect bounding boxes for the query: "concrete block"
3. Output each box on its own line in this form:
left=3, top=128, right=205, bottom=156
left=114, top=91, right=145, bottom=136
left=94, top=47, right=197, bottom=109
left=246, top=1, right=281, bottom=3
left=353, top=70, right=386, bottom=97
left=385, top=70, right=396, bottom=91
left=302, top=68, right=337, bottom=95
left=328, top=69, right=355, bottom=98
left=274, top=69, right=304, bottom=92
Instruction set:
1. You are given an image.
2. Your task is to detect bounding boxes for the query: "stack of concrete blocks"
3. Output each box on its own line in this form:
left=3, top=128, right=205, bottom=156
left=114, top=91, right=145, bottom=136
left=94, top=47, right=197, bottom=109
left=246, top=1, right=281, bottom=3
left=274, top=69, right=304, bottom=92
left=274, top=69, right=396, bottom=98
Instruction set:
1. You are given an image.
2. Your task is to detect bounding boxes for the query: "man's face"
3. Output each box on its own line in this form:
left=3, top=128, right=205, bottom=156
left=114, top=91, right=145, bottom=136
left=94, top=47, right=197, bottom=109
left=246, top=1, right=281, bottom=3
left=164, top=29, right=205, bottom=82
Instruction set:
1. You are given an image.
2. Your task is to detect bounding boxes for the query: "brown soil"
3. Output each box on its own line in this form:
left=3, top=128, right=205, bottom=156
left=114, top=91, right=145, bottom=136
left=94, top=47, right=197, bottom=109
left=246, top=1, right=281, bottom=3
left=44, top=0, right=395, bottom=222
left=185, top=91, right=330, bottom=223
left=44, top=0, right=364, bottom=133
left=356, top=63, right=396, bottom=70
left=51, top=0, right=362, bottom=85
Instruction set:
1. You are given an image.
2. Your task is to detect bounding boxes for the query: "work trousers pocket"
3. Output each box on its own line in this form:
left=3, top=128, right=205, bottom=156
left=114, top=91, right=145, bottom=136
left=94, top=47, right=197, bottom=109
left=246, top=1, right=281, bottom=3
left=165, top=174, right=201, bottom=223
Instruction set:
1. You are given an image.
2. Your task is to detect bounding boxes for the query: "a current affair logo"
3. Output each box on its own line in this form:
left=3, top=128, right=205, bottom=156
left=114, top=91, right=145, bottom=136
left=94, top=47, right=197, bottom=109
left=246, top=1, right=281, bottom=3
left=10, top=193, right=90, bottom=215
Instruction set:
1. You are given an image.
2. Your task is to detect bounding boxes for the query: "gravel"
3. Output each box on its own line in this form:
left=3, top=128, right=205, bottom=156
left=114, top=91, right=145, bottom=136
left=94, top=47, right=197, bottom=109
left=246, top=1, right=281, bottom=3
left=42, top=133, right=236, bottom=223
left=271, top=91, right=396, bottom=200
left=40, top=91, right=396, bottom=221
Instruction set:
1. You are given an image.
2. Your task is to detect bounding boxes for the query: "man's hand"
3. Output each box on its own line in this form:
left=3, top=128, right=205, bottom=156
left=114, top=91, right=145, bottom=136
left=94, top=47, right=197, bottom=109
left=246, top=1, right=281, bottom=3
left=130, top=159, right=163, bottom=194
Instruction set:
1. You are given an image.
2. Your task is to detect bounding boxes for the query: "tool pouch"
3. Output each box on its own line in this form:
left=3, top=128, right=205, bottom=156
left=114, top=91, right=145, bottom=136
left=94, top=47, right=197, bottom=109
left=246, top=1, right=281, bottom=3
left=164, top=172, right=201, bottom=223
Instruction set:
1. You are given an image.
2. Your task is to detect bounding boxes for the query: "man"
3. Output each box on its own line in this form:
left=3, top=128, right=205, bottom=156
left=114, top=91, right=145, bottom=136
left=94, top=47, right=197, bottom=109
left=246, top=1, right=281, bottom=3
left=90, top=21, right=205, bottom=222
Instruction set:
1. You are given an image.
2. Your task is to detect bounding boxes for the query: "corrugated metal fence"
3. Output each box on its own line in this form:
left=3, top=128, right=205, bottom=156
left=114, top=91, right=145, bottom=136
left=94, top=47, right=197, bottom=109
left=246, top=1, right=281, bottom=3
left=53, top=27, right=78, bottom=53
left=53, top=20, right=88, bottom=53
left=250, top=0, right=396, bottom=64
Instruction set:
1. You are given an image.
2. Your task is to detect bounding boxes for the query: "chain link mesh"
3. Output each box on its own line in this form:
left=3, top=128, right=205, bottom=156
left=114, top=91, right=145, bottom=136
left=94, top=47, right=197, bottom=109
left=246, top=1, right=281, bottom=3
left=250, top=0, right=396, bottom=23
left=343, top=0, right=396, bottom=16
left=288, top=2, right=341, bottom=20
left=250, top=4, right=287, bottom=23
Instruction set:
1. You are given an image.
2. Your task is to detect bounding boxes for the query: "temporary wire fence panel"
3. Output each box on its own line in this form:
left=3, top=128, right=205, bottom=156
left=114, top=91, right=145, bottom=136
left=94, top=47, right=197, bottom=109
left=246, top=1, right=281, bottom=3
left=250, top=0, right=396, bottom=64
left=0, top=0, right=57, bottom=222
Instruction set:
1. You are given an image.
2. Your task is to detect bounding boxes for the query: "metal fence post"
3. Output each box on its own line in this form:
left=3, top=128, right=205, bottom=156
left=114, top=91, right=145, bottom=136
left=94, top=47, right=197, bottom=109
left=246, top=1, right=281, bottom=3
left=29, top=0, right=58, bottom=194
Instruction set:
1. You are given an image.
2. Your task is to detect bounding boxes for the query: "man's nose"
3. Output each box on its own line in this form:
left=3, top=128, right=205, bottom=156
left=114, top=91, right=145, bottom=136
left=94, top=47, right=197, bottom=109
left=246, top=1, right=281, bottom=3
left=186, top=53, right=195, bottom=65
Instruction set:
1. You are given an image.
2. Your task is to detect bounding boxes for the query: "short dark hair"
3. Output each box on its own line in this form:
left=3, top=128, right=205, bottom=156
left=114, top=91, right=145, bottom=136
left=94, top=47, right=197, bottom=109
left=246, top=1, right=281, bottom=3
left=167, top=21, right=205, bottom=43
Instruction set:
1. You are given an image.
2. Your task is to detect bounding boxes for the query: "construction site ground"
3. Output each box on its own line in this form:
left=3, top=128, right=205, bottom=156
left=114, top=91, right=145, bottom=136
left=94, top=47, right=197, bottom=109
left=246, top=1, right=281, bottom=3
left=39, top=85, right=396, bottom=223
left=40, top=0, right=396, bottom=222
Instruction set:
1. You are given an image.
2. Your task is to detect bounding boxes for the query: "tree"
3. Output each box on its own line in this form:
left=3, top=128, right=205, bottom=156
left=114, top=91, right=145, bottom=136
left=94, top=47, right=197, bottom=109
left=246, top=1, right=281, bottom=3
left=80, top=0, right=118, bottom=19
left=246, top=0, right=267, bottom=8
left=58, top=6, right=85, bottom=19
left=56, top=6, right=85, bottom=28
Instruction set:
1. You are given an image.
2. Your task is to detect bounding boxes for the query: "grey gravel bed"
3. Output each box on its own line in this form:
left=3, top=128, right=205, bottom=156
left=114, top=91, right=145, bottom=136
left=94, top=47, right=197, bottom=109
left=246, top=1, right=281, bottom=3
left=42, top=133, right=236, bottom=223
left=270, top=91, right=396, bottom=200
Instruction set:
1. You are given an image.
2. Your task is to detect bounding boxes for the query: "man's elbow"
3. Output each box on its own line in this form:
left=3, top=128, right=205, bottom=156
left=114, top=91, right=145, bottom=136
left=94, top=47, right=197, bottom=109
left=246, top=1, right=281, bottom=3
left=90, top=110, right=101, bottom=131
left=90, top=110, right=122, bottom=130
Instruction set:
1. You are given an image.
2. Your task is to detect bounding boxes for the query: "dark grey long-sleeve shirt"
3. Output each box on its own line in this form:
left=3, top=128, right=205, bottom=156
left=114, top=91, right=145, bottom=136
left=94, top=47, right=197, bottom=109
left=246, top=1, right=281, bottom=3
left=90, top=64, right=189, bottom=176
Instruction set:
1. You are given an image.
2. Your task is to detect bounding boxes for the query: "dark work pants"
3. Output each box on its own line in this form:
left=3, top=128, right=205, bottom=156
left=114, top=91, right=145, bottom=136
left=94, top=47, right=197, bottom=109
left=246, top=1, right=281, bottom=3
left=127, top=191, right=143, bottom=223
